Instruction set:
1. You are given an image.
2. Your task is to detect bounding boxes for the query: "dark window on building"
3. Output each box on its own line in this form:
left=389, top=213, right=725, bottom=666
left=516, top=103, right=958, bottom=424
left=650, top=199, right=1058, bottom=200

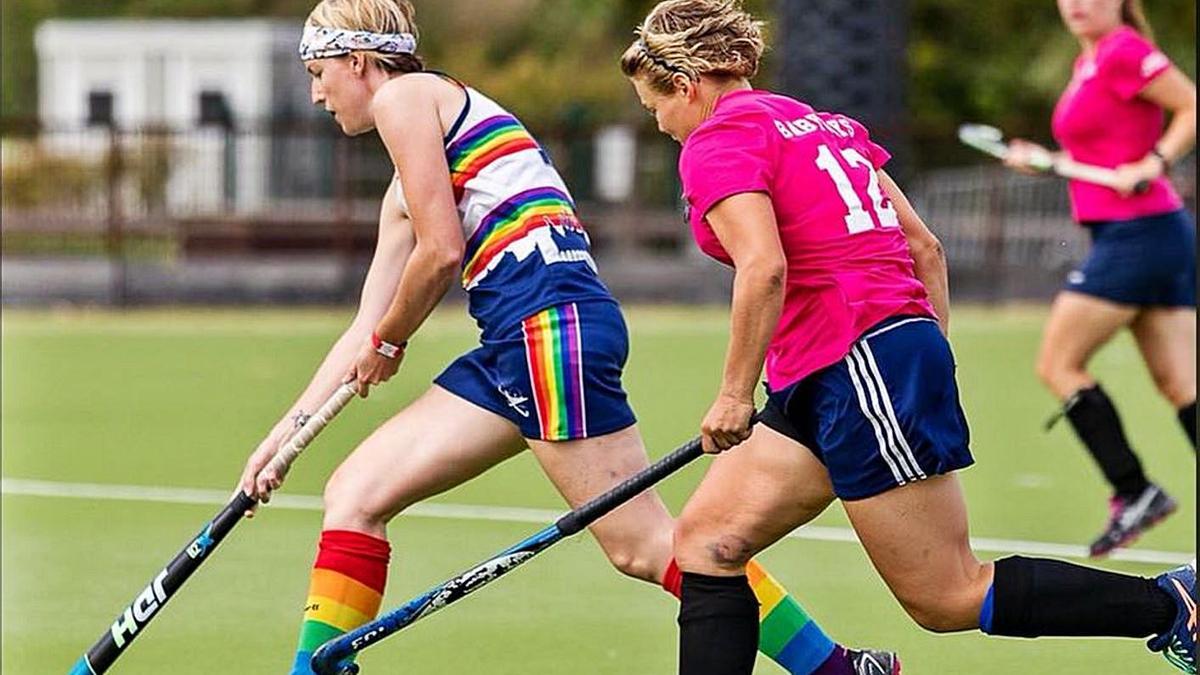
left=86, top=91, right=114, bottom=127
left=198, top=90, right=233, bottom=128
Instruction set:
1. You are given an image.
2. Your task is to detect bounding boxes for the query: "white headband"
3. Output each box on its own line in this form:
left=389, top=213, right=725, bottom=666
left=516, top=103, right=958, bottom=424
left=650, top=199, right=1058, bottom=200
left=299, top=25, right=417, bottom=61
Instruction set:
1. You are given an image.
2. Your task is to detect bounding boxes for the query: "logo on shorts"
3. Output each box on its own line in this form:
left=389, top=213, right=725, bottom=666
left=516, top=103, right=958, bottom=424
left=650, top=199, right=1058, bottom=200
left=1067, top=270, right=1086, bottom=286
left=498, top=386, right=530, bottom=418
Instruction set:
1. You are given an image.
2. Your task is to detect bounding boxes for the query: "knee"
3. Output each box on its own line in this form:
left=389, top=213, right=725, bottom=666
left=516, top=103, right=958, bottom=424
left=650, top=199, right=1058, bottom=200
left=1150, top=373, right=1195, bottom=408
left=321, top=467, right=399, bottom=532
left=1034, top=353, right=1072, bottom=391
left=899, top=599, right=968, bottom=633
left=673, top=513, right=757, bottom=574
left=605, top=544, right=664, bottom=583
left=890, top=572, right=989, bottom=634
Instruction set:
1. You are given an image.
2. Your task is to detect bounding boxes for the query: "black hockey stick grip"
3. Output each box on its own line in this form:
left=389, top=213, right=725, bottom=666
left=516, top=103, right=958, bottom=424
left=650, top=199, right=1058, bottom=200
left=554, top=412, right=760, bottom=536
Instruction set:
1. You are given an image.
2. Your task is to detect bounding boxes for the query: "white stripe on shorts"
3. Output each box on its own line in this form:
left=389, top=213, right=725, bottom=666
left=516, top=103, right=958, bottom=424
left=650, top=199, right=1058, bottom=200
left=848, top=344, right=920, bottom=482
left=844, top=347, right=908, bottom=485
left=862, top=316, right=938, bottom=341
left=859, top=341, right=926, bottom=480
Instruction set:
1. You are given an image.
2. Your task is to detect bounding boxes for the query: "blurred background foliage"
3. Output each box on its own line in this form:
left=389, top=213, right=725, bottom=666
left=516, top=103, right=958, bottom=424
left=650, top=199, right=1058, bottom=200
left=3, top=0, right=1195, bottom=167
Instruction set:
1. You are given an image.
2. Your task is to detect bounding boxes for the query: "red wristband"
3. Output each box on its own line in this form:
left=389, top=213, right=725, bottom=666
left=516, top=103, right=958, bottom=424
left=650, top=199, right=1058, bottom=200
left=371, top=332, right=406, bottom=359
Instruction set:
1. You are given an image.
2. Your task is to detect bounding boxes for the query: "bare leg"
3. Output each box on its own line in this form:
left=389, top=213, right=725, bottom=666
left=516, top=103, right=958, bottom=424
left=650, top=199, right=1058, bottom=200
left=293, top=386, right=526, bottom=674
left=527, top=424, right=675, bottom=583
left=1035, top=291, right=1136, bottom=399
left=533, top=424, right=869, bottom=675
left=841, top=475, right=990, bottom=631
left=1036, top=292, right=1156, bottom=529
left=1130, top=307, right=1197, bottom=409
left=674, top=424, right=835, bottom=576
left=323, top=385, right=525, bottom=537
left=843, top=475, right=1178, bottom=643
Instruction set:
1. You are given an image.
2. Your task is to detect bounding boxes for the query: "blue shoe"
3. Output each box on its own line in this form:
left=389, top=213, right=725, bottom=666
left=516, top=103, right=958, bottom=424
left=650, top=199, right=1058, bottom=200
left=1148, top=560, right=1196, bottom=673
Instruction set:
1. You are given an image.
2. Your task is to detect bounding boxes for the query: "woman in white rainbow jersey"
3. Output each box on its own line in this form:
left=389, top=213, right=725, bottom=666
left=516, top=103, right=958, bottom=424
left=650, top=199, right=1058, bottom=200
left=238, top=1, right=897, bottom=674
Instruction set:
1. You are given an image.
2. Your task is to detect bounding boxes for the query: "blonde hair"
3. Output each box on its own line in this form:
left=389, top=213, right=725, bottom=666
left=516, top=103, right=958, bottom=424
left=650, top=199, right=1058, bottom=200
left=620, top=0, right=766, bottom=93
left=1121, top=0, right=1154, bottom=40
left=307, top=0, right=424, bottom=73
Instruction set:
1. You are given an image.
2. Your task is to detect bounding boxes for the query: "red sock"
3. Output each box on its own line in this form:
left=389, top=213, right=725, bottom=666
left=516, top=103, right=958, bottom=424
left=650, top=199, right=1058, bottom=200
left=292, top=530, right=390, bottom=674
left=315, top=529, right=391, bottom=590
left=661, top=557, right=683, bottom=598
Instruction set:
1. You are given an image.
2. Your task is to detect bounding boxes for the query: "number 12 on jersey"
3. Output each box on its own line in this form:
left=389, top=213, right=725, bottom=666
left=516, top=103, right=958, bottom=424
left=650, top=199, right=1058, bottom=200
left=814, top=145, right=899, bottom=234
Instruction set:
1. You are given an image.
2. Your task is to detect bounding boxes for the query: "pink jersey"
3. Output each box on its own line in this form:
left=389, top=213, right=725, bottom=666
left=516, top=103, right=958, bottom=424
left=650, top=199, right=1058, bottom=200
left=679, top=89, right=934, bottom=390
left=1052, top=25, right=1182, bottom=222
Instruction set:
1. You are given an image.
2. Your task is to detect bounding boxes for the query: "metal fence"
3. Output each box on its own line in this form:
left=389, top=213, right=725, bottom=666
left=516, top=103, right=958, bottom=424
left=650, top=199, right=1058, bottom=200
left=2, top=120, right=1194, bottom=306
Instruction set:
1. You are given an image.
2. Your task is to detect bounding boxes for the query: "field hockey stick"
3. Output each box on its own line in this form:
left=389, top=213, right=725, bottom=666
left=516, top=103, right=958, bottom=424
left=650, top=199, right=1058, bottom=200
left=68, top=382, right=358, bottom=675
left=308, top=418, right=757, bottom=675
left=957, top=123, right=1150, bottom=194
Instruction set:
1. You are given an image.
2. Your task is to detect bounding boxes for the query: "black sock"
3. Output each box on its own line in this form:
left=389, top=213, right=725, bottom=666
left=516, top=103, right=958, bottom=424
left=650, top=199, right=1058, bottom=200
left=679, top=573, right=759, bottom=675
left=1178, top=401, right=1196, bottom=450
left=985, top=556, right=1176, bottom=638
left=1065, top=384, right=1149, bottom=498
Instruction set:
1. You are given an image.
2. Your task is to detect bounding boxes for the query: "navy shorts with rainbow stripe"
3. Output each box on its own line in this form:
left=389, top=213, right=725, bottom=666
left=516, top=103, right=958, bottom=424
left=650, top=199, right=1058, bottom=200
left=434, top=300, right=636, bottom=441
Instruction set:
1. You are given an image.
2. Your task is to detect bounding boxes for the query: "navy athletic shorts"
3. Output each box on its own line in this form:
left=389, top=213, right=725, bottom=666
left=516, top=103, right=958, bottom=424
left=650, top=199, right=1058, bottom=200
left=1068, top=208, right=1196, bottom=308
left=434, top=299, right=636, bottom=441
left=761, top=315, right=975, bottom=500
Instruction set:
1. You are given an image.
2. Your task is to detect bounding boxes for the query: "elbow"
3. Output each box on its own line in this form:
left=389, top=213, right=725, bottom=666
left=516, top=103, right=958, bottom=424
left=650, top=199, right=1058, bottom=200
left=744, top=259, right=786, bottom=302
left=420, top=241, right=464, bottom=283
left=764, top=262, right=786, bottom=293
left=913, top=236, right=946, bottom=265
left=433, top=249, right=463, bottom=280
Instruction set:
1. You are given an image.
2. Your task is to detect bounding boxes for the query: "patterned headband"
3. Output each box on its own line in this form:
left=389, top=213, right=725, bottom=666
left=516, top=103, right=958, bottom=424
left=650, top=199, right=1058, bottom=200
left=299, top=25, right=418, bottom=61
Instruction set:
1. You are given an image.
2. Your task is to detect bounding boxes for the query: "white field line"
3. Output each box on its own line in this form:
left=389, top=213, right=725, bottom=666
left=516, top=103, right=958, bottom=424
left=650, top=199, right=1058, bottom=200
left=2, top=478, right=1191, bottom=566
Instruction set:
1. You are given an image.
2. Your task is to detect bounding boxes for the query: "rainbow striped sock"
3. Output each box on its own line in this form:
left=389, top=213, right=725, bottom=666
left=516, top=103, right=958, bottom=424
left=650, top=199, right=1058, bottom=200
left=291, top=530, right=390, bottom=675
left=662, top=559, right=838, bottom=674
left=747, top=560, right=837, bottom=674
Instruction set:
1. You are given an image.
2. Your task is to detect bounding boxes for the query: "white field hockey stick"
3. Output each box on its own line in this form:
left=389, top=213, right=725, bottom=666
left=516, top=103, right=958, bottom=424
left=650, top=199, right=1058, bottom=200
left=68, top=382, right=358, bottom=675
left=958, top=123, right=1150, bottom=194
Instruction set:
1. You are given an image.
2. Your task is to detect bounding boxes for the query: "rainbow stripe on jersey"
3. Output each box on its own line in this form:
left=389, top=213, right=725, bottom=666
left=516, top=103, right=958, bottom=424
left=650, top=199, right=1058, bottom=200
left=461, top=186, right=580, bottom=288
left=522, top=304, right=587, bottom=440
left=446, top=115, right=541, bottom=202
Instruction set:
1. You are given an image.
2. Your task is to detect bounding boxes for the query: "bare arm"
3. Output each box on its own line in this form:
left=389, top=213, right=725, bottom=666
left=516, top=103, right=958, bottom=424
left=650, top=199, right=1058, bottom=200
left=347, top=76, right=466, bottom=397
left=1141, top=67, right=1197, bottom=165
left=239, top=180, right=414, bottom=499
left=372, top=78, right=464, bottom=346
left=285, top=180, right=416, bottom=415
left=880, top=170, right=950, bottom=335
left=700, top=191, right=786, bottom=453
left=1112, top=67, right=1196, bottom=194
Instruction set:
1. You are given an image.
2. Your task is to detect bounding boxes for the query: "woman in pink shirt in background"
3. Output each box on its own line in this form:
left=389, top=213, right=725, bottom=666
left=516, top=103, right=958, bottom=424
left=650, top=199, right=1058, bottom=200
left=1007, top=0, right=1196, bottom=558
left=621, top=1, right=1196, bottom=674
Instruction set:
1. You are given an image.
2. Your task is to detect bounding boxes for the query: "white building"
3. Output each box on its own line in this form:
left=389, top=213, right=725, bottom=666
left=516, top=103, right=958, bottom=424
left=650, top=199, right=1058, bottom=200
left=35, top=19, right=321, bottom=213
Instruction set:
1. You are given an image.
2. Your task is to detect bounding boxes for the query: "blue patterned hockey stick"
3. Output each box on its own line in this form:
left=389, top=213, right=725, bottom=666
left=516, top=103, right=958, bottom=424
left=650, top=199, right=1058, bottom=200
left=309, top=421, right=748, bottom=675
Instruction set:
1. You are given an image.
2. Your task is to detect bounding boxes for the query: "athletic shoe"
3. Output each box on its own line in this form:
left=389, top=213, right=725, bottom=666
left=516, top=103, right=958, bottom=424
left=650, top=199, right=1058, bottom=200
left=1148, top=560, right=1196, bottom=674
left=848, top=648, right=901, bottom=675
left=1089, top=484, right=1178, bottom=557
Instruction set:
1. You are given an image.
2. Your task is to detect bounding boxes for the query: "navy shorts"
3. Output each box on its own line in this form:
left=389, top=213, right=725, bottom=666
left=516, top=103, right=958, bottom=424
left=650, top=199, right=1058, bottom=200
left=762, top=316, right=974, bottom=500
left=434, top=300, right=636, bottom=441
left=1068, top=209, right=1196, bottom=307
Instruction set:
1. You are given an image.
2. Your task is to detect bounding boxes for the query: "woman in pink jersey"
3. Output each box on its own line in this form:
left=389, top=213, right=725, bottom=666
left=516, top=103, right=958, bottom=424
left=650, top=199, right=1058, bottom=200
left=621, top=2, right=1196, bottom=674
left=234, top=2, right=895, bottom=674
left=1006, top=0, right=1196, bottom=558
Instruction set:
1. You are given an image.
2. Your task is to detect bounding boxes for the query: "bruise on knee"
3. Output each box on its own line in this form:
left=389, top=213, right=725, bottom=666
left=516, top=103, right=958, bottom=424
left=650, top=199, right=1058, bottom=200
left=705, top=534, right=756, bottom=570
